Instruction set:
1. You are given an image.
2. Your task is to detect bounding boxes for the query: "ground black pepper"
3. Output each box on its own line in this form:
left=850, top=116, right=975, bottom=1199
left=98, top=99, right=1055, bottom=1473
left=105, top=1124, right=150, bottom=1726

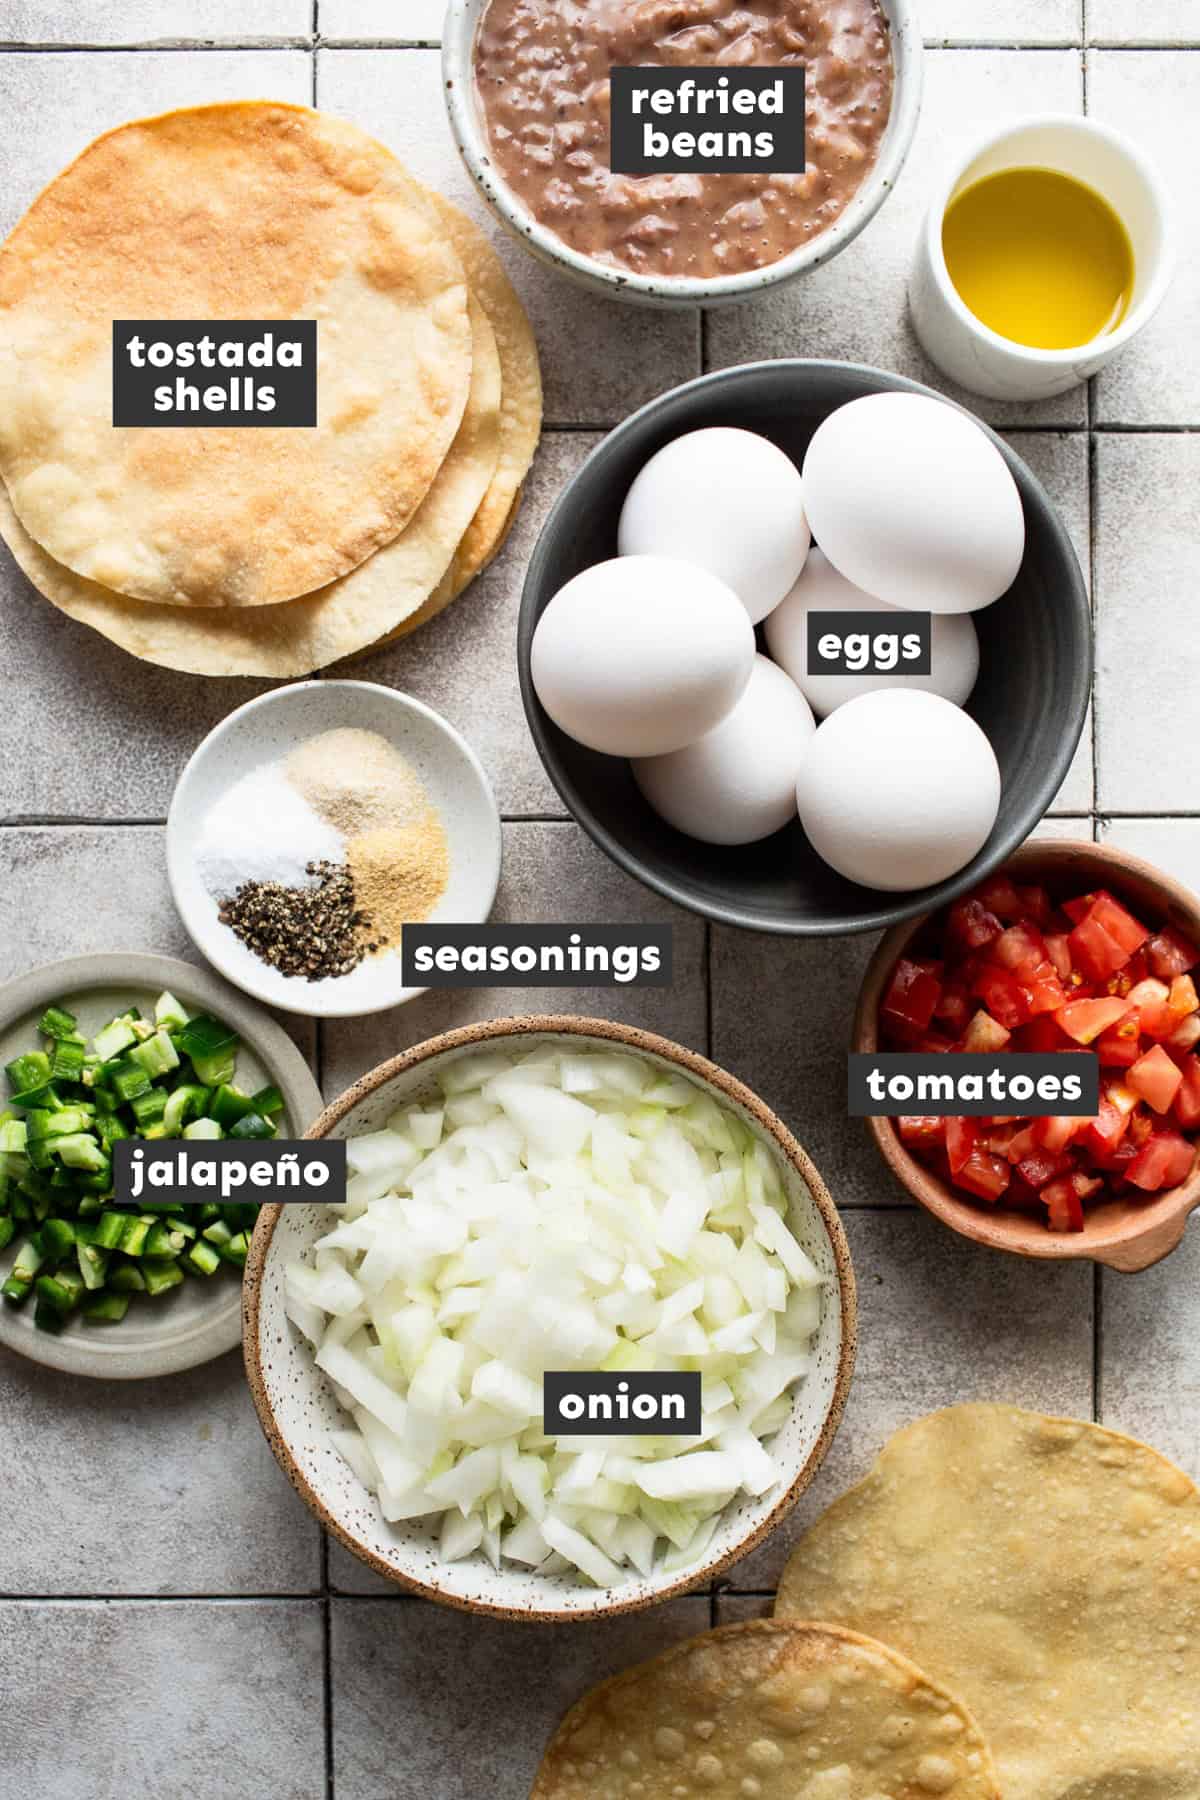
left=217, top=861, right=382, bottom=981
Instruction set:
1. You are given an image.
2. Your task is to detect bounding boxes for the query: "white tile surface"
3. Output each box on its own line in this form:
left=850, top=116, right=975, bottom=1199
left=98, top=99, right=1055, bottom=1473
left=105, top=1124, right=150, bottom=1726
left=317, top=46, right=701, bottom=425
left=1089, top=0, right=1200, bottom=42
left=706, top=49, right=1086, bottom=428
left=1093, top=434, right=1200, bottom=811
left=0, top=0, right=312, bottom=38
left=922, top=0, right=1081, bottom=41
left=0, top=1601, right=325, bottom=1798
left=1088, top=51, right=1200, bottom=426
left=321, top=0, right=444, bottom=37
left=331, top=1596, right=710, bottom=1798
left=1100, top=1221, right=1200, bottom=1481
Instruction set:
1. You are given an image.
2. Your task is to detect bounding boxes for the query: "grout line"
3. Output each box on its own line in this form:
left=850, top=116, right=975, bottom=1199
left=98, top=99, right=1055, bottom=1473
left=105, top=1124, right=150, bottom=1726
left=321, top=1533, right=334, bottom=1800
left=704, top=921, right=713, bottom=1060
left=311, top=0, right=318, bottom=106
left=0, top=1592, right=324, bottom=1603
left=0, top=38, right=313, bottom=51
left=1093, top=1261, right=1104, bottom=1423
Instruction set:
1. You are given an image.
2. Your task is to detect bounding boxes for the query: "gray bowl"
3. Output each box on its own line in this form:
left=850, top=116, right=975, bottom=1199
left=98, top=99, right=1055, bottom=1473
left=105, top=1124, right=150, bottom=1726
left=517, top=361, right=1092, bottom=936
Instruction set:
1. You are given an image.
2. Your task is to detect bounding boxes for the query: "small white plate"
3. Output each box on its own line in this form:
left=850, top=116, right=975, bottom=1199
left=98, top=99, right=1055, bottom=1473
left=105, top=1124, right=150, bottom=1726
left=0, top=953, right=323, bottom=1380
left=167, top=681, right=502, bottom=1018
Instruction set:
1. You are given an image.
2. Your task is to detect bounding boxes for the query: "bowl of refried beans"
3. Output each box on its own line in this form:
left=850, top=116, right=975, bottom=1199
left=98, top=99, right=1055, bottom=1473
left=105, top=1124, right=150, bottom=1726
left=444, top=0, right=922, bottom=308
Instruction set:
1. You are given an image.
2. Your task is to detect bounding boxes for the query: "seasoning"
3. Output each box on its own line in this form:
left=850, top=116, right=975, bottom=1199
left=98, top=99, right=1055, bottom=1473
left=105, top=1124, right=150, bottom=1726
left=347, top=816, right=449, bottom=953
left=198, top=726, right=451, bottom=981
left=287, top=728, right=427, bottom=837
left=195, top=764, right=344, bottom=895
left=217, top=862, right=377, bottom=981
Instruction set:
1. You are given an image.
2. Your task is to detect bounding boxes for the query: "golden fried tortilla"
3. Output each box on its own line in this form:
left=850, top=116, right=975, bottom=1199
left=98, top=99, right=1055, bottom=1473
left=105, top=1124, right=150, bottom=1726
left=776, top=1404, right=1200, bottom=1800
left=531, top=1619, right=1000, bottom=1800
left=0, top=102, right=471, bottom=607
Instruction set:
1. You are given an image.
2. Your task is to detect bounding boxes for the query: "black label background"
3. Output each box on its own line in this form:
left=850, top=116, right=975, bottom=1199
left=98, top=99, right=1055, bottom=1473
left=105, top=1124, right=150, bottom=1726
left=609, top=67, right=805, bottom=174
left=112, top=320, right=317, bottom=426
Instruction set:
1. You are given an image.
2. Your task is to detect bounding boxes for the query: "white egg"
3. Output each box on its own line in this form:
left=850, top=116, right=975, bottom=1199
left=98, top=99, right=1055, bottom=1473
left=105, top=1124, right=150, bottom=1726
left=530, top=555, right=755, bottom=758
left=764, top=549, right=980, bottom=717
left=617, top=427, right=810, bottom=624
left=633, top=655, right=816, bottom=846
left=795, top=689, right=1001, bottom=892
left=801, top=393, right=1025, bottom=614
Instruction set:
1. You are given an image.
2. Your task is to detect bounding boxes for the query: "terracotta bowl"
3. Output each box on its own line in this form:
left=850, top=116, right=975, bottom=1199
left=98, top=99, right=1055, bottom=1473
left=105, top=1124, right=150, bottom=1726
left=244, top=1015, right=856, bottom=1621
left=855, top=840, right=1200, bottom=1271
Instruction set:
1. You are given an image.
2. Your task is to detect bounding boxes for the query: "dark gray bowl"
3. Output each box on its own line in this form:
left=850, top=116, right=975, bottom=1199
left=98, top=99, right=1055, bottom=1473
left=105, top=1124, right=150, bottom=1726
left=517, top=361, right=1092, bottom=936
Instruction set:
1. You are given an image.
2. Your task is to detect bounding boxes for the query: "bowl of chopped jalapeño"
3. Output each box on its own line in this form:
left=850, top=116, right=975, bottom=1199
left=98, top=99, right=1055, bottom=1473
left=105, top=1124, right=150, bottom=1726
left=0, top=953, right=322, bottom=1377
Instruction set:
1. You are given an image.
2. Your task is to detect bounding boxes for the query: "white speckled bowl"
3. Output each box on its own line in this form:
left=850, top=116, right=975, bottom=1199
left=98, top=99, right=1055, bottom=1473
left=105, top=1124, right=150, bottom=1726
left=0, top=953, right=322, bottom=1380
left=167, top=681, right=502, bottom=1020
left=244, top=1016, right=856, bottom=1620
left=443, top=0, right=923, bottom=309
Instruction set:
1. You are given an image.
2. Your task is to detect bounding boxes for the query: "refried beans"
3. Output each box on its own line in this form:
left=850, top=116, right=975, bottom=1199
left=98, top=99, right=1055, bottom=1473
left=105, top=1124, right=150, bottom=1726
left=473, top=0, right=894, bottom=281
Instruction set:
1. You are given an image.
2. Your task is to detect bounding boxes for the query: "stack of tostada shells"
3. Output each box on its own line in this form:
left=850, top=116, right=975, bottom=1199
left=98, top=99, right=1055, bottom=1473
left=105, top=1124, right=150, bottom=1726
left=0, top=100, right=541, bottom=677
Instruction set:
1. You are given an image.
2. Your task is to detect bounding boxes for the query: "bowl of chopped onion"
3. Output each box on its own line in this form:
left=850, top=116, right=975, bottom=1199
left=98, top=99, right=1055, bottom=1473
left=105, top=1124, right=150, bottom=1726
left=243, top=1015, right=855, bottom=1619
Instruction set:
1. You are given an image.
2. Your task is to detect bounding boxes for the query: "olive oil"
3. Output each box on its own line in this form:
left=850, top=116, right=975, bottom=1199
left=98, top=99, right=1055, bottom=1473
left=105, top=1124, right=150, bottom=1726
left=942, top=166, right=1135, bottom=351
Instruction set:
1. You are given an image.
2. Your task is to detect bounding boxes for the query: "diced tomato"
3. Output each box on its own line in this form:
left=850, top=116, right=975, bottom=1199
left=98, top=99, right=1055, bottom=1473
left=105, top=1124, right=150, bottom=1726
left=1147, top=926, right=1200, bottom=981
left=1055, top=996, right=1130, bottom=1044
left=971, top=966, right=1030, bottom=1031
left=1166, top=974, right=1198, bottom=1028
left=1022, top=966, right=1069, bottom=1018
left=1083, top=1098, right=1130, bottom=1160
left=945, top=1116, right=977, bottom=1175
left=1172, top=1059, right=1200, bottom=1132
left=961, top=1009, right=1011, bottom=1054
left=1127, top=1044, right=1184, bottom=1115
left=1127, top=977, right=1171, bottom=1039
left=1034, top=1115, right=1084, bottom=1152
left=1094, top=1138, right=1140, bottom=1177
left=1043, top=1177, right=1085, bottom=1232
left=1095, top=1011, right=1142, bottom=1067
left=933, top=979, right=971, bottom=1035
left=955, top=1145, right=1012, bottom=1203
left=879, top=867, right=1199, bottom=1231
left=1004, top=1124, right=1040, bottom=1163
left=880, top=957, right=943, bottom=1037
left=1105, top=1080, right=1140, bottom=1117
left=1015, top=884, right=1055, bottom=927
left=1167, top=1013, right=1200, bottom=1054
left=947, top=898, right=1003, bottom=952
left=1044, top=933, right=1072, bottom=980
left=1125, top=1131, right=1196, bottom=1193
left=973, top=876, right=1024, bottom=923
left=1013, top=1015, right=1072, bottom=1054
left=1006, top=1172, right=1046, bottom=1212
left=1016, top=1149, right=1074, bottom=1190
left=1092, top=892, right=1151, bottom=955
left=993, top=922, right=1047, bottom=974
left=897, top=1115, right=946, bottom=1148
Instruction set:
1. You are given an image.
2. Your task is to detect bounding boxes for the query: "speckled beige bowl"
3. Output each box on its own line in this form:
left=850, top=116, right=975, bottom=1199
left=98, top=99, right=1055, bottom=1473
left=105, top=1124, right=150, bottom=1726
left=244, top=1015, right=856, bottom=1621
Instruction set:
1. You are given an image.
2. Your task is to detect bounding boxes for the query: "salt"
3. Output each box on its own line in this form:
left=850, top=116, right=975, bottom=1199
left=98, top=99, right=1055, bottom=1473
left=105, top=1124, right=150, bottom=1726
left=195, top=763, right=346, bottom=898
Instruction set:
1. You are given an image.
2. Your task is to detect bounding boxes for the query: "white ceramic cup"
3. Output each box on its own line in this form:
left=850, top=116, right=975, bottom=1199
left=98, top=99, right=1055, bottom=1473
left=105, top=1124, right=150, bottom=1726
left=909, top=115, right=1173, bottom=401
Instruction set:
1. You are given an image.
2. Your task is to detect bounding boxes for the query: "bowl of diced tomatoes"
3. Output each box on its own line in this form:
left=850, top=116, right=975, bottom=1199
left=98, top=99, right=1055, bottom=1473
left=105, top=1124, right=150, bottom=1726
left=854, top=840, right=1200, bottom=1269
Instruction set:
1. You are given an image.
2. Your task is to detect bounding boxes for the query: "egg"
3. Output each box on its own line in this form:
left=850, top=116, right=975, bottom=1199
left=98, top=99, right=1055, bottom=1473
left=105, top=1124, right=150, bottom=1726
left=633, top=655, right=816, bottom=846
left=801, top=393, right=1025, bottom=614
left=617, top=427, right=810, bottom=623
left=530, top=555, right=755, bottom=758
left=794, top=689, right=1001, bottom=891
left=764, top=549, right=980, bottom=717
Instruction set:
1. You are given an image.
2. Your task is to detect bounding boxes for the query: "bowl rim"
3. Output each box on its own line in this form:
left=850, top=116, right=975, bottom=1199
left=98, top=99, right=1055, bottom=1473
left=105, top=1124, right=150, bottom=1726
left=165, top=678, right=503, bottom=1019
left=243, top=1012, right=857, bottom=1620
left=922, top=113, right=1177, bottom=369
left=0, top=951, right=323, bottom=1379
left=516, top=358, right=1094, bottom=937
left=853, top=838, right=1200, bottom=1270
left=441, top=0, right=924, bottom=308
